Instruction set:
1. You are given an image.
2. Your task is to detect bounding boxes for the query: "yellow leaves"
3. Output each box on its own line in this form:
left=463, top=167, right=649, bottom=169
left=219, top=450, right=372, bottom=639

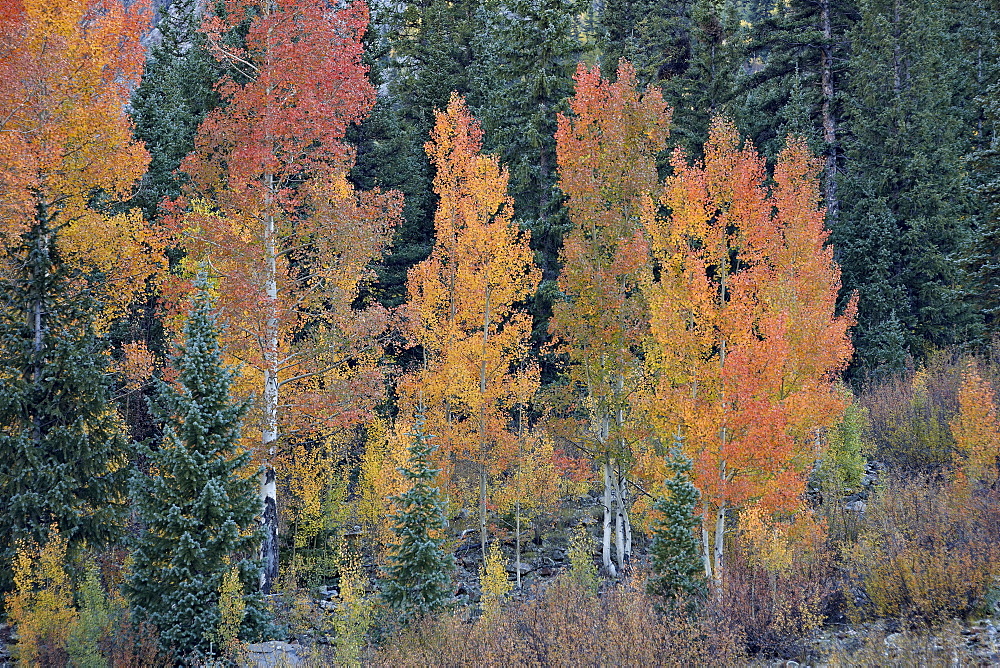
left=359, top=417, right=409, bottom=559
left=5, top=527, right=78, bottom=666
left=740, top=504, right=826, bottom=575
left=950, top=362, right=1000, bottom=490
left=479, top=542, right=512, bottom=620
left=402, top=93, right=540, bottom=508
left=61, top=207, right=166, bottom=325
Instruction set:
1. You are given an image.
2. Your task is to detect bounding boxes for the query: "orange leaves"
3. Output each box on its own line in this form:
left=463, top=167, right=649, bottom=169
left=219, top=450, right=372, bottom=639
left=178, top=0, right=400, bottom=445
left=950, top=362, right=1000, bottom=490
left=646, top=119, right=855, bottom=516
left=0, top=0, right=160, bottom=308
left=400, top=92, right=540, bottom=494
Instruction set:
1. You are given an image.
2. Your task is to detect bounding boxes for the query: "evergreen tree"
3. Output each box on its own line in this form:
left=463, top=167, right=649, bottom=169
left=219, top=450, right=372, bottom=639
left=963, top=0, right=1000, bottom=341
left=130, top=0, right=220, bottom=221
left=647, top=440, right=705, bottom=606
left=601, top=0, right=744, bottom=158
left=732, top=0, right=854, bottom=190
left=834, top=0, right=980, bottom=374
left=126, top=284, right=268, bottom=658
left=0, top=228, right=129, bottom=594
left=381, top=418, right=456, bottom=622
left=352, top=0, right=478, bottom=308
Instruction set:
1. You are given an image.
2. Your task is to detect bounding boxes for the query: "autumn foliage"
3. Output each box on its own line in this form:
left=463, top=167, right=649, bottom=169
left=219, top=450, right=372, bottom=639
left=400, top=93, right=540, bottom=551
left=0, top=0, right=162, bottom=316
left=644, top=118, right=855, bottom=587
left=552, top=61, right=671, bottom=576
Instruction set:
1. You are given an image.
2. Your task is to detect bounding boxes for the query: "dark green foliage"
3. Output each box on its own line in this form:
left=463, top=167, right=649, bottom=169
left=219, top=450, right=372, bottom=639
left=963, top=0, right=1000, bottom=342
left=647, top=441, right=705, bottom=606
left=731, top=0, right=853, bottom=164
left=381, top=418, right=456, bottom=623
left=835, top=0, right=982, bottom=375
left=600, top=0, right=744, bottom=159
left=130, top=0, right=220, bottom=220
left=469, top=0, right=583, bottom=347
left=125, top=285, right=268, bottom=657
left=0, top=226, right=128, bottom=595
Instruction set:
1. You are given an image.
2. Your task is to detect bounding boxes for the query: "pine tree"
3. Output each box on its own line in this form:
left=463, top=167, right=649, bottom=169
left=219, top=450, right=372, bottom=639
left=834, top=0, right=980, bottom=373
left=130, top=0, right=219, bottom=221
left=381, top=418, right=456, bottom=623
left=125, top=284, right=268, bottom=658
left=353, top=0, right=479, bottom=309
left=0, top=228, right=129, bottom=594
left=647, top=440, right=705, bottom=606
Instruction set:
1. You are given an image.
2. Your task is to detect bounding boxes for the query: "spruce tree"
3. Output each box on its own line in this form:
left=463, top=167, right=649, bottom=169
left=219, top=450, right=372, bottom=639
left=381, top=418, right=456, bottom=623
left=0, top=227, right=128, bottom=594
left=125, top=285, right=268, bottom=657
left=647, top=440, right=705, bottom=606
left=834, top=0, right=980, bottom=373
left=130, top=0, right=219, bottom=221
left=352, top=0, right=478, bottom=309
left=469, top=0, right=583, bottom=349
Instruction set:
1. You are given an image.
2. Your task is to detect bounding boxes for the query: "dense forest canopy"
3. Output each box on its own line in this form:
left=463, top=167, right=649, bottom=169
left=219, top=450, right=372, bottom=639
left=1, top=0, right=999, bottom=662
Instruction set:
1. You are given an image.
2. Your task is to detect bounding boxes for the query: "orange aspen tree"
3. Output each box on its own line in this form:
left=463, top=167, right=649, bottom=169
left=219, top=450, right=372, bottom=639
left=401, top=93, right=540, bottom=557
left=552, top=61, right=671, bottom=576
left=0, top=0, right=162, bottom=316
left=950, top=362, right=1000, bottom=491
left=179, top=0, right=401, bottom=592
left=643, top=120, right=855, bottom=592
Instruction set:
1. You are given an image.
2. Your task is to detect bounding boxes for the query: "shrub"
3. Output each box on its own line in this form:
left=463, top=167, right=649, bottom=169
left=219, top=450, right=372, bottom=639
left=566, top=525, right=598, bottom=596
left=713, top=508, right=831, bottom=657
left=844, top=474, right=1000, bottom=622
left=374, top=576, right=744, bottom=666
left=859, top=350, right=964, bottom=471
left=4, top=527, right=78, bottom=666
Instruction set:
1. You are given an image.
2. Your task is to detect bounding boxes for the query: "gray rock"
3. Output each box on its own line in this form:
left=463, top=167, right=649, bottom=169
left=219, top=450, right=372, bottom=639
left=244, top=641, right=302, bottom=667
left=845, top=500, right=867, bottom=514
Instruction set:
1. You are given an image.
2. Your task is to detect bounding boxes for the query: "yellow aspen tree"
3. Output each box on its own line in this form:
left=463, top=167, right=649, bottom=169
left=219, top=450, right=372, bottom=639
left=400, top=93, right=540, bottom=557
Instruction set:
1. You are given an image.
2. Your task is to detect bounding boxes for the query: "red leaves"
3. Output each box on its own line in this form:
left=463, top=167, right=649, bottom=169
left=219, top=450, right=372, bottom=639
left=192, top=0, right=374, bottom=201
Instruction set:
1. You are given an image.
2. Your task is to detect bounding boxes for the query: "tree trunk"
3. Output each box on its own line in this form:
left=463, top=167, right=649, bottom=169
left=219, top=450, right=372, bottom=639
left=713, top=502, right=726, bottom=593
left=479, top=283, right=492, bottom=558
left=515, top=498, right=522, bottom=589
left=602, top=459, right=617, bottom=577
left=260, top=173, right=280, bottom=594
left=702, top=506, right=713, bottom=581
left=820, top=0, right=840, bottom=223
left=612, top=459, right=626, bottom=573
left=619, top=464, right=632, bottom=567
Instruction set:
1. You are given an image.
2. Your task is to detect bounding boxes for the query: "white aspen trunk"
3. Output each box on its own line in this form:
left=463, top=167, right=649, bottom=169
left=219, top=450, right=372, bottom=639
left=260, top=169, right=280, bottom=594
left=612, top=459, right=625, bottom=573
left=714, top=502, right=726, bottom=593
left=702, top=506, right=713, bottom=581
left=478, top=284, right=492, bottom=558
left=820, top=0, right=839, bottom=223
left=515, top=498, right=522, bottom=590
left=602, top=459, right=617, bottom=577
left=619, top=465, right=633, bottom=566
